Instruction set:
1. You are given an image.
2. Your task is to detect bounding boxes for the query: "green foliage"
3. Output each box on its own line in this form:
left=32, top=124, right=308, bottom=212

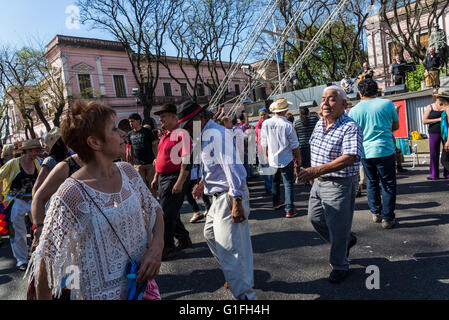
left=406, top=64, right=425, bottom=92
left=285, top=21, right=367, bottom=88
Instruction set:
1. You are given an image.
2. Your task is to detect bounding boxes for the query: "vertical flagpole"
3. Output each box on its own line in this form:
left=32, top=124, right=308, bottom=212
left=273, top=20, right=283, bottom=93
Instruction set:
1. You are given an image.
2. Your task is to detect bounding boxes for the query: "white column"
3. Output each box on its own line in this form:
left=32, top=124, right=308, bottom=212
left=96, top=56, right=106, bottom=96
left=374, top=32, right=384, bottom=66
left=367, top=33, right=375, bottom=66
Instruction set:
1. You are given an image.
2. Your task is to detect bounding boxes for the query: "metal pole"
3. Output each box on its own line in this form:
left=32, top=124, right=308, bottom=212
left=273, top=21, right=283, bottom=93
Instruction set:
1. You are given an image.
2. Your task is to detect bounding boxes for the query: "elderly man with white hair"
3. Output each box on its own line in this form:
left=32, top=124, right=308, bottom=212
left=298, top=85, right=363, bottom=283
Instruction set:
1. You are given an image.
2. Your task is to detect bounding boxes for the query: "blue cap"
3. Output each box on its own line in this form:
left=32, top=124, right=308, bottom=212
left=258, top=108, right=269, bottom=115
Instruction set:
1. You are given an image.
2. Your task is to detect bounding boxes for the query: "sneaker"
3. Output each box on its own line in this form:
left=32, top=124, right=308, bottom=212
left=175, top=238, right=193, bottom=251
left=372, top=214, right=382, bottom=223
left=273, top=200, right=285, bottom=210
left=285, top=208, right=298, bottom=218
left=346, top=233, right=357, bottom=258
left=190, top=212, right=204, bottom=223
left=381, top=219, right=396, bottom=229
left=328, top=269, right=349, bottom=283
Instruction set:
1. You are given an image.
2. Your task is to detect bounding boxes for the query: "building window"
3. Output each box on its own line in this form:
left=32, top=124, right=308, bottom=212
left=418, top=32, right=429, bottom=56
left=388, top=42, right=400, bottom=63
left=196, top=84, right=205, bottom=96
left=78, top=74, right=93, bottom=98
left=163, top=83, right=173, bottom=97
left=234, top=84, right=241, bottom=95
left=180, top=83, right=189, bottom=97
left=113, top=75, right=127, bottom=98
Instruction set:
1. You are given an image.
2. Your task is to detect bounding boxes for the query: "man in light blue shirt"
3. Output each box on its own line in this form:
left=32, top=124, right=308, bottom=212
left=178, top=100, right=256, bottom=300
left=348, top=78, right=400, bottom=229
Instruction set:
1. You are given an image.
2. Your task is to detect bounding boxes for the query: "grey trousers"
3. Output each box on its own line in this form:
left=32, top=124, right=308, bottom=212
left=307, top=176, right=358, bottom=271
left=204, top=186, right=256, bottom=300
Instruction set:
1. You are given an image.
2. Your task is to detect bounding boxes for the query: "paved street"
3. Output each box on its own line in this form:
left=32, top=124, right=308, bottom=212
left=1, top=160, right=449, bottom=300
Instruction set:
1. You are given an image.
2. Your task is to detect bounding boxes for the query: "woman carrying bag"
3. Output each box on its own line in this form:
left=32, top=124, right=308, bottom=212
left=29, top=100, right=164, bottom=300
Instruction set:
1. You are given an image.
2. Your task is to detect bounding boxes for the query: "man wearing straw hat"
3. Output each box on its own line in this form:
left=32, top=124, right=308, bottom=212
left=0, top=139, right=42, bottom=270
left=0, top=144, right=15, bottom=167
left=260, top=97, right=301, bottom=218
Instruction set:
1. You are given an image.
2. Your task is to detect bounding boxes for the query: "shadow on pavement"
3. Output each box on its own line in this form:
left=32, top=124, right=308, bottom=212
left=157, top=268, right=226, bottom=300
left=253, top=252, right=449, bottom=299
left=252, top=230, right=325, bottom=254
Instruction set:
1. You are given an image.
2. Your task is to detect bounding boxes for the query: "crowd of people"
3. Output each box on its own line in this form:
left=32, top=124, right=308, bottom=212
left=0, top=74, right=448, bottom=300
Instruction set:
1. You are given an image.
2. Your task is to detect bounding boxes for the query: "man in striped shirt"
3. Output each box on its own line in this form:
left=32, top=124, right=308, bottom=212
left=293, top=106, right=320, bottom=169
left=298, top=86, right=363, bottom=284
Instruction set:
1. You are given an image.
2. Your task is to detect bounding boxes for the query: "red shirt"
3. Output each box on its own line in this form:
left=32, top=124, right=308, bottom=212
left=255, top=119, right=264, bottom=154
left=155, top=125, right=192, bottom=174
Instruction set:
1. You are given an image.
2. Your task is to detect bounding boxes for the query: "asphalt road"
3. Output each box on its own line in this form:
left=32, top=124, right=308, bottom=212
left=1, top=162, right=449, bottom=300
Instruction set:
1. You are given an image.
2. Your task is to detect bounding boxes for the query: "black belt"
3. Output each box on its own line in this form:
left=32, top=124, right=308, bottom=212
left=212, top=191, right=227, bottom=198
left=317, top=175, right=356, bottom=182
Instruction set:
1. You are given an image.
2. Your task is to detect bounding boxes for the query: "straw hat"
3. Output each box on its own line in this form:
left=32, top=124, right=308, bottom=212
left=19, top=139, right=42, bottom=151
left=433, top=87, right=449, bottom=99
left=269, top=98, right=292, bottom=113
left=1, top=144, right=14, bottom=158
left=44, top=127, right=61, bottom=152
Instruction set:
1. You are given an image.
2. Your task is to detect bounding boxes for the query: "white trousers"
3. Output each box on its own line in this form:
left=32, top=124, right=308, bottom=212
left=9, top=198, right=32, bottom=266
left=204, top=186, right=256, bottom=300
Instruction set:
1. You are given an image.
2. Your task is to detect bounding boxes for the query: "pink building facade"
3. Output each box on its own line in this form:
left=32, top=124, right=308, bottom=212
left=7, top=35, right=262, bottom=141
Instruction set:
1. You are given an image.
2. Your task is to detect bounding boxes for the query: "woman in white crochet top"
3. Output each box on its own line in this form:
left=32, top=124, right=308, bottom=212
left=30, top=100, right=164, bottom=300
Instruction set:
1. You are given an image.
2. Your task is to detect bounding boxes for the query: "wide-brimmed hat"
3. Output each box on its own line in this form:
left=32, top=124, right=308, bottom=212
left=433, top=87, right=449, bottom=99
left=154, top=104, right=177, bottom=116
left=19, top=139, right=42, bottom=151
left=177, top=100, right=209, bottom=128
left=269, top=98, right=292, bottom=113
left=1, top=144, right=14, bottom=158
left=44, top=127, right=61, bottom=152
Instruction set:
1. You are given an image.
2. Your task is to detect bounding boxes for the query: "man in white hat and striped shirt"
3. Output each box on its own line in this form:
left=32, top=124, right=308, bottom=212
left=260, top=97, right=301, bottom=218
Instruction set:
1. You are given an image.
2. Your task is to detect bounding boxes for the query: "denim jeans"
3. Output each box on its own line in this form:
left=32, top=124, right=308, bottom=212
left=271, top=161, right=295, bottom=212
left=258, top=154, right=273, bottom=192
left=361, top=154, right=397, bottom=221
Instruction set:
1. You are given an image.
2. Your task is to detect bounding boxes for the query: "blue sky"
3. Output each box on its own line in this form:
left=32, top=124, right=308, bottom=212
left=0, top=0, right=115, bottom=48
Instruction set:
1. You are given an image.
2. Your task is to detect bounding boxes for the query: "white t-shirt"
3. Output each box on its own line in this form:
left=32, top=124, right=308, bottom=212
left=260, top=115, right=299, bottom=168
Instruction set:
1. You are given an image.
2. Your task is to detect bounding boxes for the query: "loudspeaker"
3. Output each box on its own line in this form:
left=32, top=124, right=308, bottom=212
left=384, top=84, right=407, bottom=96
left=244, top=100, right=273, bottom=117
left=299, top=100, right=317, bottom=109
left=347, top=92, right=360, bottom=101
left=254, top=87, right=267, bottom=101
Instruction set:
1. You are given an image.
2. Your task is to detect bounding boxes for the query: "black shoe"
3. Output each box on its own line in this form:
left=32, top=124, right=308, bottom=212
left=346, top=233, right=357, bottom=258
left=397, top=167, right=408, bottom=173
left=161, top=246, right=176, bottom=261
left=17, top=264, right=28, bottom=272
left=175, top=238, right=193, bottom=251
left=328, top=269, right=349, bottom=283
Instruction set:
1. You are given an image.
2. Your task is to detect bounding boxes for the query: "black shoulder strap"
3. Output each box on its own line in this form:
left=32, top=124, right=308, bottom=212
left=71, top=178, right=132, bottom=260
